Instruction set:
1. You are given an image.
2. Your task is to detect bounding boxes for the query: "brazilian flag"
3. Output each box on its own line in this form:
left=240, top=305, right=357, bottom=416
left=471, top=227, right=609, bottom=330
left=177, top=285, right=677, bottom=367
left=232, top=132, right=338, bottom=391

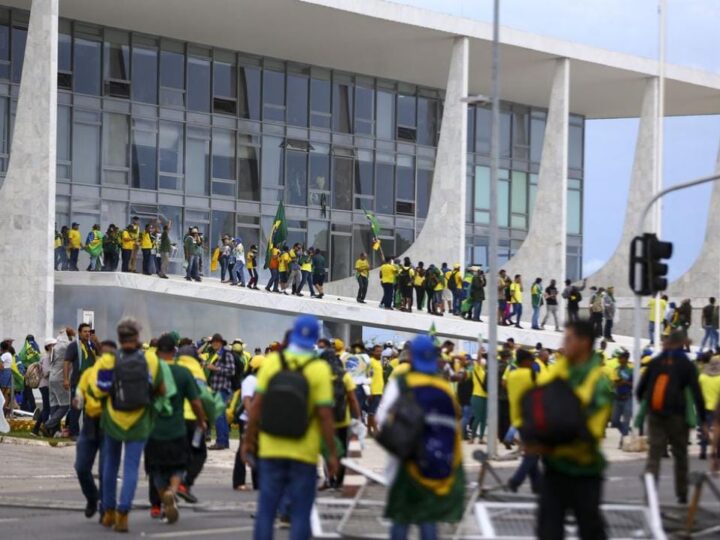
left=11, top=356, right=24, bottom=392
left=364, top=210, right=382, bottom=251
left=263, top=201, right=288, bottom=269
left=16, top=338, right=40, bottom=368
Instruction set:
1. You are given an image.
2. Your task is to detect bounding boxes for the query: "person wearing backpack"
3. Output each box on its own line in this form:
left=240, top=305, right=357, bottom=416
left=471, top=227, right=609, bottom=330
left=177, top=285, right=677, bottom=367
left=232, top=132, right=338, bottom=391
left=91, top=319, right=164, bottom=533
left=530, top=319, right=613, bottom=540
left=242, top=315, right=338, bottom=540
left=398, top=257, right=415, bottom=312
left=444, top=263, right=463, bottom=315
left=146, top=335, right=207, bottom=525
left=636, top=330, right=706, bottom=504
left=376, top=335, right=465, bottom=540
left=205, top=334, right=236, bottom=451
left=562, top=278, right=586, bottom=323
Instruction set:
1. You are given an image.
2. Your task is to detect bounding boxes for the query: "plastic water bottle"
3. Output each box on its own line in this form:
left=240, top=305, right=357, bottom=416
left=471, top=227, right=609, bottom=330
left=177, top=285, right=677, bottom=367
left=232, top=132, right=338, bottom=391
left=191, top=426, right=203, bottom=448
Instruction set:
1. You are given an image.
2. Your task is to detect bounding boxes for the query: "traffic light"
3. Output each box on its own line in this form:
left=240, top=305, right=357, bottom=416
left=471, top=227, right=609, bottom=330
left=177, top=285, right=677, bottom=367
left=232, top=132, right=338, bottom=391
left=629, top=233, right=673, bottom=295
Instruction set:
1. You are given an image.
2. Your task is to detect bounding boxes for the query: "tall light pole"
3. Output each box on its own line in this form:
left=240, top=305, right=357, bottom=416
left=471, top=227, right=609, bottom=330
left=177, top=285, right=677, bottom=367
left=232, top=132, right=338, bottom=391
left=486, top=0, right=501, bottom=458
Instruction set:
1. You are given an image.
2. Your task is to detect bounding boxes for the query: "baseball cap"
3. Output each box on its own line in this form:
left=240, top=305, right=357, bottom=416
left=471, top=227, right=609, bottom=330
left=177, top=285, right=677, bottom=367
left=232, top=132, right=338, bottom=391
left=410, top=335, right=438, bottom=374
left=290, top=315, right=320, bottom=351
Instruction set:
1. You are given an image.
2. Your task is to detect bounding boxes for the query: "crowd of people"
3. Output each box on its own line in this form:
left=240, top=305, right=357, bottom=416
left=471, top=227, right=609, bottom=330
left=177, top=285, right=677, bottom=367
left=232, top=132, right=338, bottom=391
left=2, top=312, right=720, bottom=539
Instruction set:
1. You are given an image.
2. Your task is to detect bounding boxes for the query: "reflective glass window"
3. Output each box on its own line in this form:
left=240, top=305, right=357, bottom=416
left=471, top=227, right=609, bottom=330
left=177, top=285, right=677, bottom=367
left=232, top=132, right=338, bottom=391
left=132, top=39, right=158, bottom=104
left=0, top=11, right=8, bottom=80
left=333, top=80, right=352, bottom=133
left=310, top=77, right=331, bottom=129
left=11, top=22, right=26, bottom=83
left=308, top=221, right=329, bottom=253
left=186, top=126, right=210, bottom=195
left=568, top=188, right=582, bottom=234
left=498, top=179, right=509, bottom=227
left=376, top=90, right=394, bottom=140
left=332, top=155, right=352, bottom=210
left=354, top=151, right=373, bottom=196
left=187, top=53, right=210, bottom=112
left=375, top=161, right=394, bottom=214
left=286, top=149, right=307, bottom=206
left=397, top=94, right=416, bottom=127
left=56, top=105, right=71, bottom=179
left=511, top=171, right=527, bottom=214
left=74, top=37, right=101, bottom=95
left=213, top=54, right=236, bottom=99
left=475, top=106, right=491, bottom=155
left=239, top=66, right=261, bottom=120
left=160, top=48, right=184, bottom=89
left=354, top=84, right=374, bottom=135
left=474, top=165, right=490, bottom=209
left=569, top=119, right=584, bottom=170
left=159, top=121, right=184, bottom=191
left=287, top=72, right=308, bottom=127
left=104, top=30, right=129, bottom=82
left=331, top=234, right=352, bottom=280
left=103, top=113, right=129, bottom=184
left=530, top=110, right=546, bottom=163
left=263, top=68, right=285, bottom=122
left=309, top=148, right=329, bottom=192
left=513, top=109, right=529, bottom=161
left=396, top=228, right=413, bottom=256
left=500, top=109, right=512, bottom=158
left=417, top=167, right=432, bottom=219
left=58, top=22, right=71, bottom=73
left=261, top=135, right=284, bottom=187
left=72, top=110, right=101, bottom=184
left=212, top=129, right=235, bottom=180
left=237, top=145, right=260, bottom=201
left=211, top=210, right=234, bottom=244
left=417, top=97, right=437, bottom=146
left=466, top=107, right=475, bottom=153
left=396, top=156, right=414, bottom=200
left=132, top=119, right=158, bottom=190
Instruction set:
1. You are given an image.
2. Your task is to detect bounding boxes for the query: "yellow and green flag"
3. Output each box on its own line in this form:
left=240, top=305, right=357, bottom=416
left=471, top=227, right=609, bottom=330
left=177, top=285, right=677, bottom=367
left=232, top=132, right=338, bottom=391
left=264, top=201, right=288, bottom=268
left=364, top=210, right=382, bottom=251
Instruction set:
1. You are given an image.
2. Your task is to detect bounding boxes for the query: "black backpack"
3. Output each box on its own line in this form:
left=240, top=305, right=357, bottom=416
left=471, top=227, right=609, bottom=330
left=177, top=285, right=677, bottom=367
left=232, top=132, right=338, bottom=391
left=111, top=350, right=152, bottom=412
left=376, top=376, right=425, bottom=460
left=519, top=376, right=591, bottom=447
left=330, top=362, right=348, bottom=423
left=398, top=268, right=412, bottom=289
left=447, top=270, right=458, bottom=291
left=260, top=353, right=317, bottom=438
left=230, top=351, right=246, bottom=391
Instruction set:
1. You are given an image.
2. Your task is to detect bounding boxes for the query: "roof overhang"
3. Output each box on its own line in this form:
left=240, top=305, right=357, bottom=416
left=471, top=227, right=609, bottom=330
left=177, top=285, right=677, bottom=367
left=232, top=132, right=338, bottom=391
left=6, top=0, right=720, bottom=118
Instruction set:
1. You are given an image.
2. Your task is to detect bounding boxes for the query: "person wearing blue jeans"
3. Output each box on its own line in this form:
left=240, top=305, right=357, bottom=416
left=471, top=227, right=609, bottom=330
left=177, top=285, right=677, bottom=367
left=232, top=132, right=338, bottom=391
left=233, top=260, right=246, bottom=286
left=102, top=437, right=146, bottom=517
left=206, top=334, right=236, bottom=450
left=254, top=459, right=317, bottom=540
left=265, top=268, right=280, bottom=292
left=700, top=298, right=719, bottom=351
left=185, top=254, right=200, bottom=281
left=381, top=283, right=394, bottom=309
left=75, top=414, right=104, bottom=517
left=214, top=388, right=232, bottom=448
left=391, top=523, right=438, bottom=540
left=508, top=454, right=541, bottom=494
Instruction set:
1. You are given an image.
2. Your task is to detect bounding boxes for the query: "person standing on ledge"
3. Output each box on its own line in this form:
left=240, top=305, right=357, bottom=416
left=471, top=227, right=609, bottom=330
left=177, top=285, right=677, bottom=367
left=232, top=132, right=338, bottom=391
left=379, top=256, right=397, bottom=310
left=354, top=252, right=370, bottom=304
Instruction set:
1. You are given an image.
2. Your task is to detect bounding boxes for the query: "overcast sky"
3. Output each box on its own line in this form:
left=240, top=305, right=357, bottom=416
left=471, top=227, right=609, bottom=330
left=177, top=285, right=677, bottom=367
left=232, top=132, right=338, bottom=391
left=396, top=0, right=720, bottom=280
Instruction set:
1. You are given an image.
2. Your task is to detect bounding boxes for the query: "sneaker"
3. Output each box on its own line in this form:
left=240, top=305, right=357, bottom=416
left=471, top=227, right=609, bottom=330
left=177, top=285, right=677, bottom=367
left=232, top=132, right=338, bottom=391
left=208, top=443, right=229, bottom=451
left=85, top=499, right=98, bottom=519
left=161, top=490, right=179, bottom=524
left=150, top=506, right=162, bottom=519
left=176, top=484, right=198, bottom=504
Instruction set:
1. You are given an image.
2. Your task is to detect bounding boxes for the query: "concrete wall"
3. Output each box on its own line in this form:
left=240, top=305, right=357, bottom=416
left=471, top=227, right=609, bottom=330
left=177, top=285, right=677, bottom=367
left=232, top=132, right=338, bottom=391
left=0, top=0, right=57, bottom=342
left=324, top=36, right=469, bottom=301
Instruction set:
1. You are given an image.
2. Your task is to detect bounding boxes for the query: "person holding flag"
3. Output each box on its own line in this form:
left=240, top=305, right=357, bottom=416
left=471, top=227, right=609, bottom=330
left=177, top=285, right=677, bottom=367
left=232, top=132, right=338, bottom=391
left=264, top=202, right=287, bottom=293
left=16, top=335, right=41, bottom=412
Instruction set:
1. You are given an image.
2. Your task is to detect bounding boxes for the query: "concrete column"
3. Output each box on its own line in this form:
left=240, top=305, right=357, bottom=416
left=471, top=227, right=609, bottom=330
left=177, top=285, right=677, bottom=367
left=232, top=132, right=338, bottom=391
left=0, top=0, right=58, bottom=341
left=587, top=78, right=659, bottom=295
left=669, top=140, right=720, bottom=297
left=324, top=36, right=469, bottom=300
left=324, top=321, right=363, bottom=347
left=504, top=58, right=569, bottom=318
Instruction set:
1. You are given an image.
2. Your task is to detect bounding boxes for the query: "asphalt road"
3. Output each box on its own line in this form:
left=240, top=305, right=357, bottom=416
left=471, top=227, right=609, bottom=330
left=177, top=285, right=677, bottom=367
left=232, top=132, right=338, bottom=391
left=0, top=437, right=718, bottom=539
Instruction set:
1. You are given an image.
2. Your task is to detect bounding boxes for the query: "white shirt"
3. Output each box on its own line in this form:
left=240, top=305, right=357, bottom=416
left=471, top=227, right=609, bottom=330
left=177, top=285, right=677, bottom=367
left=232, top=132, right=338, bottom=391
left=1, top=352, right=12, bottom=370
left=239, top=374, right=257, bottom=422
left=234, top=243, right=246, bottom=265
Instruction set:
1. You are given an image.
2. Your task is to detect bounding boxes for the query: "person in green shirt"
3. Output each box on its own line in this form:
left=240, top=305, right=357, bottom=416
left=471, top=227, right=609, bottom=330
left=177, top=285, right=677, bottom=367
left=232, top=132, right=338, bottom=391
left=531, top=277, right=544, bottom=330
left=146, top=335, right=206, bottom=524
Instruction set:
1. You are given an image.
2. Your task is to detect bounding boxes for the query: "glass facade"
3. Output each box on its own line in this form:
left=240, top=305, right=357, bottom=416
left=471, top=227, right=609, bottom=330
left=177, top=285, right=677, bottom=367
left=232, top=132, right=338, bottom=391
left=465, top=104, right=584, bottom=280
left=0, top=7, right=584, bottom=280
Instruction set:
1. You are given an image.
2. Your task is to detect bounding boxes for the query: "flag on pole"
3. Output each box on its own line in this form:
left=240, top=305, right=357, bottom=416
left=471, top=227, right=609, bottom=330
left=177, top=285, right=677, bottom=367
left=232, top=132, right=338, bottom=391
left=364, top=210, right=382, bottom=251
left=428, top=322, right=440, bottom=346
left=264, top=201, right=288, bottom=268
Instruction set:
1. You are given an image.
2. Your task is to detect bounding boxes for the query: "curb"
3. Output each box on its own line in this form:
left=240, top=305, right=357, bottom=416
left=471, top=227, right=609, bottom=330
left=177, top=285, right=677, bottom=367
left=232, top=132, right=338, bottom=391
left=0, top=435, right=75, bottom=448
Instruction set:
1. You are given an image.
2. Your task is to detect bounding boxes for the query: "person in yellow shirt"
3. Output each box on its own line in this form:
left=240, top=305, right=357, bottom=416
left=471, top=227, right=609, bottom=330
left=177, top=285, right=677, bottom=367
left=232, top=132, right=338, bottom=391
left=648, top=295, right=668, bottom=345
left=379, top=256, right=398, bottom=310
left=509, top=274, right=524, bottom=329
left=67, top=222, right=82, bottom=271
left=397, top=257, right=416, bottom=312
left=699, top=356, right=720, bottom=459
left=329, top=361, right=361, bottom=489
left=444, top=263, right=463, bottom=315
left=241, top=315, right=337, bottom=540
left=367, top=344, right=385, bottom=434
left=246, top=245, right=259, bottom=289
left=127, top=216, right=141, bottom=273
left=413, top=262, right=426, bottom=311
left=469, top=356, right=487, bottom=443
left=506, top=349, right=541, bottom=492
left=278, top=246, right=292, bottom=294
left=354, top=252, right=370, bottom=304
left=140, top=223, right=156, bottom=276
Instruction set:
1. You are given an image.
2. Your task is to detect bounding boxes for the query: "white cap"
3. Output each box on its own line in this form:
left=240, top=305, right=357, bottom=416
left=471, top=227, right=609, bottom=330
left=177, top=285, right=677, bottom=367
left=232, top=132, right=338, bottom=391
left=44, top=338, right=57, bottom=347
